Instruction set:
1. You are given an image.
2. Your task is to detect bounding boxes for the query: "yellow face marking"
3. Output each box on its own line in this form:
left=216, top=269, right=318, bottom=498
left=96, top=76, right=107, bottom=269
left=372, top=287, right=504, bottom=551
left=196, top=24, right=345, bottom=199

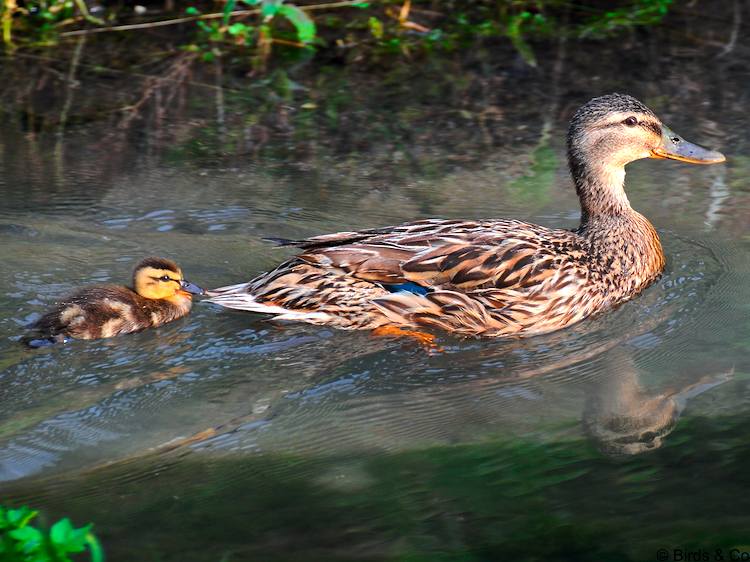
left=134, top=266, right=184, bottom=300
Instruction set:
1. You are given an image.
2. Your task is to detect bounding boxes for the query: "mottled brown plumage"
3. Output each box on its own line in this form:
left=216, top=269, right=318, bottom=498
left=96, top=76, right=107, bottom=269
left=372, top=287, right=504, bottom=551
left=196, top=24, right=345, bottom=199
left=207, top=94, right=725, bottom=337
left=29, top=257, right=204, bottom=345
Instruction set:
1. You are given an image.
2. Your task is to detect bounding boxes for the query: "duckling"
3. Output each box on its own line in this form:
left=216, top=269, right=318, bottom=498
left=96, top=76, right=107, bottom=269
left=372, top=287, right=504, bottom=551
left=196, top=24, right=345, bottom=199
left=28, top=257, right=204, bottom=346
left=207, top=94, right=725, bottom=338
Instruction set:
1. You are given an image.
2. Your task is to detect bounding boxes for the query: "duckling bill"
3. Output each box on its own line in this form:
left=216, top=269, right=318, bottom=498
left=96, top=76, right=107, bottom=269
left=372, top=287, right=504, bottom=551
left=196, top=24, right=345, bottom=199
left=28, top=257, right=204, bottom=346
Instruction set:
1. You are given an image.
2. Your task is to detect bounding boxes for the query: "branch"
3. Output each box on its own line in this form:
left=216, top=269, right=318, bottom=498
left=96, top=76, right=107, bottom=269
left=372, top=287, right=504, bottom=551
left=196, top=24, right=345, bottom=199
left=73, top=0, right=105, bottom=25
left=59, top=0, right=367, bottom=38
left=717, top=0, right=741, bottom=57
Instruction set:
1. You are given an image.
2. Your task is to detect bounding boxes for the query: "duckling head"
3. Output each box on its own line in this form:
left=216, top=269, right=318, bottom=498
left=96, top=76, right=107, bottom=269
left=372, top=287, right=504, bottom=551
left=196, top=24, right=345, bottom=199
left=567, top=93, right=725, bottom=216
left=133, top=257, right=204, bottom=301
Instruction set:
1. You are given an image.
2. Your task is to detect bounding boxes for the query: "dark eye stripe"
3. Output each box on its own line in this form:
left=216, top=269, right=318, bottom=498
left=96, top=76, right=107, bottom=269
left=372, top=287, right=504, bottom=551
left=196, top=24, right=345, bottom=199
left=598, top=120, right=661, bottom=135
left=641, top=121, right=662, bottom=136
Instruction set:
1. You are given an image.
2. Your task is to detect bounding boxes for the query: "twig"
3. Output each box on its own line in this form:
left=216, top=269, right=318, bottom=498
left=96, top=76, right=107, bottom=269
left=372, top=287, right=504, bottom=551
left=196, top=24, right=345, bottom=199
left=214, top=56, right=225, bottom=139
left=72, top=0, right=105, bottom=25
left=117, top=52, right=196, bottom=131
left=717, top=0, right=741, bottom=57
left=2, top=0, right=18, bottom=48
left=1, top=51, right=234, bottom=92
left=54, top=34, right=86, bottom=185
left=57, top=34, right=86, bottom=138
left=59, top=0, right=367, bottom=37
left=272, top=37, right=306, bottom=48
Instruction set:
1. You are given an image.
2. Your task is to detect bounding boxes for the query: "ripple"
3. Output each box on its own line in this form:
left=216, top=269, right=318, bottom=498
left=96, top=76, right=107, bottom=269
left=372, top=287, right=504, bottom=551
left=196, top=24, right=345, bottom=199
left=0, top=177, right=747, bottom=492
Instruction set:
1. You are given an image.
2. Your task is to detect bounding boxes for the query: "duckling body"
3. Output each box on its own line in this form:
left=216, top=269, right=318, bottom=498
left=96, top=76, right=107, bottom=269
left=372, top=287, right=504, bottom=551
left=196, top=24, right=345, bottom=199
left=208, top=94, right=724, bottom=338
left=30, top=257, right=203, bottom=345
left=33, top=285, right=192, bottom=341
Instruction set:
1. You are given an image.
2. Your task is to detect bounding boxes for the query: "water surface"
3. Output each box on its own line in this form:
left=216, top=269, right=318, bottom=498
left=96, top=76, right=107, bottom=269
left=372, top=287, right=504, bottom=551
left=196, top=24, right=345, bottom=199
left=1, top=11, right=750, bottom=561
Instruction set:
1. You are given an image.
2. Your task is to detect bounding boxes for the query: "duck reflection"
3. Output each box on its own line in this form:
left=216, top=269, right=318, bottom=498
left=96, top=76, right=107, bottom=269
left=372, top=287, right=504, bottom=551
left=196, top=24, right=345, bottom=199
left=171, top=328, right=734, bottom=460
left=583, top=349, right=732, bottom=455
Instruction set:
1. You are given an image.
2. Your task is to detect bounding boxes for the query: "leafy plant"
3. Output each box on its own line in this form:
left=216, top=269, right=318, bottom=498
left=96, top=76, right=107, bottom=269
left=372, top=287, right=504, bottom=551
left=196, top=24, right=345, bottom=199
left=185, top=0, right=317, bottom=68
left=2, top=0, right=676, bottom=68
left=2, top=0, right=104, bottom=47
left=578, top=0, right=673, bottom=37
left=0, top=505, right=103, bottom=562
left=506, top=10, right=549, bottom=67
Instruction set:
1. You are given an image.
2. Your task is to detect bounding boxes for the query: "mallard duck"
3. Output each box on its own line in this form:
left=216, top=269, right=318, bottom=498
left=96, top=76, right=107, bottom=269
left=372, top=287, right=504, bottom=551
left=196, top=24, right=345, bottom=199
left=207, top=94, right=725, bottom=338
left=28, top=257, right=204, bottom=346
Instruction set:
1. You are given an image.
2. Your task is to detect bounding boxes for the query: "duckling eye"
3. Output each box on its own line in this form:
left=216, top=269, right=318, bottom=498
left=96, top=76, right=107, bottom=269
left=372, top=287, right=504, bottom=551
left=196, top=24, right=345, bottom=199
left=160, top=275, right=172, bottom=282
left=623, top=116, right=638, bottom=127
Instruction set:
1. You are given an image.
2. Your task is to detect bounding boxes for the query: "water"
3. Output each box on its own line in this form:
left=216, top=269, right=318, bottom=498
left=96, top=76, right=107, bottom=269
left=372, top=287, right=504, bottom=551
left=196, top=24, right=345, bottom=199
left=2, top=12, right=750, bottom=561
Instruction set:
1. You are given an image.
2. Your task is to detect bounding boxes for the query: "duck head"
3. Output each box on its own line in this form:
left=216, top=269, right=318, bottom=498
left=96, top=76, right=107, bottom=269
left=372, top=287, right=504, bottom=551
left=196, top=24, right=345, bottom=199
left=133, top=257, right=204, bottom=301
left=567, top=93, right=725, bottom=217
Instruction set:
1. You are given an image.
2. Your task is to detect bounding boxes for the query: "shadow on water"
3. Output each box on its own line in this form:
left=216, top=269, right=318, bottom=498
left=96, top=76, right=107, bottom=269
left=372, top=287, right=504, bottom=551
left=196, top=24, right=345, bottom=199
left=5, top=410, right=750, bottom=562
left=1, top=1, right=750, bottom=560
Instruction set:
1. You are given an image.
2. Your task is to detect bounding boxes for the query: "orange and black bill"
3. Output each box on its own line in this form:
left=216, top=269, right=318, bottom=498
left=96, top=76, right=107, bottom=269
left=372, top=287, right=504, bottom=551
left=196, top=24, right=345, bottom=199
left=650, top=125, right=725, bottom=164
left=180, top=280, right=205, bottom=295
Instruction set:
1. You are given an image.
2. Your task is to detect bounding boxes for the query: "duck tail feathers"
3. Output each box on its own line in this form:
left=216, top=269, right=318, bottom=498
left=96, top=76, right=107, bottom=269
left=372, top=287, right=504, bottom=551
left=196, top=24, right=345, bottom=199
left=206, top=289, right=333, bottom=324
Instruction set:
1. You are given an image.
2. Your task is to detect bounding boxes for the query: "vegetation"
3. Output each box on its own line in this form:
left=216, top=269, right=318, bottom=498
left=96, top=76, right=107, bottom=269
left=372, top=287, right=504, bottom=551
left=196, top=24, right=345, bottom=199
left=0, top=505, right=103, bottom=562
left=1, top=1, right=674, bottom=69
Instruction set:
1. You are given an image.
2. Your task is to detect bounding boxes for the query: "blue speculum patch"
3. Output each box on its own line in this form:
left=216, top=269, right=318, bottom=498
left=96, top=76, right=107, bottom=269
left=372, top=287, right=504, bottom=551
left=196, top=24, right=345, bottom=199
left=383, top=282, right=431, bottom=295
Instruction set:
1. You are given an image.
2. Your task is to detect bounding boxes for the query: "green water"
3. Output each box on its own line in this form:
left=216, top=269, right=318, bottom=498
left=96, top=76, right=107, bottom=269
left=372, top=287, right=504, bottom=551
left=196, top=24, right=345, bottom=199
left=1, top=11, right=750, bottom=561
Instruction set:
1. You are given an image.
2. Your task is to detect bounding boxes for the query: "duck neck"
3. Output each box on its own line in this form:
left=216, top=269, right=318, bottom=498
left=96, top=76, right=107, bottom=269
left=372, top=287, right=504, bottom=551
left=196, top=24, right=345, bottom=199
left=570, top=156, right=633, bottom=230
left=570, top=155, right=665, bottom=285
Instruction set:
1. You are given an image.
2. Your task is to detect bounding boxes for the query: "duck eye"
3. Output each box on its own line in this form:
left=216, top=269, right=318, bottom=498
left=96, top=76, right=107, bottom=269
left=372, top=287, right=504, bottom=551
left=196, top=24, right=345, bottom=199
left=623, top=116, right=638, bottom=127
left=160, top=275, right=172, bottom=282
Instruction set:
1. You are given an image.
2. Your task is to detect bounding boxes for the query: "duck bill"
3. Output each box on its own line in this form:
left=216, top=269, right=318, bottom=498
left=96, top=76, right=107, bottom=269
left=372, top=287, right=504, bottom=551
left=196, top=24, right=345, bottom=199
left=649, top=125, right=725, bottom=164
left=179, top=279, right=205, bottom=296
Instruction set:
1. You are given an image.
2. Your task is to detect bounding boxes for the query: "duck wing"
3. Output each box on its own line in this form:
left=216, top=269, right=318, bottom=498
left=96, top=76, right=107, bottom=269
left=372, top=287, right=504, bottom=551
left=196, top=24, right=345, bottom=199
left=285, top=218, right=587, bottom=292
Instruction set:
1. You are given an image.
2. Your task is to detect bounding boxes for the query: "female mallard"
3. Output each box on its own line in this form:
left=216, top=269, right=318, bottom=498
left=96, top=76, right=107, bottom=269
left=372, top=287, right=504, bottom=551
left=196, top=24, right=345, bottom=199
left=28, top=257, right=204, bottom=346
left=207, top=94, right=725, bottom=338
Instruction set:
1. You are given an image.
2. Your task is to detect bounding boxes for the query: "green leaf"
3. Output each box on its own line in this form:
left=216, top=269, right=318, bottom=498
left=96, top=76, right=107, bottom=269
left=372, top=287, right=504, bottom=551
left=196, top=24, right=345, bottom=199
left=50, top=518, right=90, bottom=553
left=506, top=13, right=537, bottom=67
left=278, top=4, right=316, bottom=43
left=8, top=526, right=44, bottom=553
left=240, top=0, right=261, bottom=5
left=6, top=507, right=37, bottom=528
left=50, top=518, right=74, bottom=545
left=185, top=6, right=200, bottom=15
left=222, top=0, right=236, bottom=26
left=261, top=0, right=281, bottom=19
left=0, top=505, right=104, bottom=561
left=352, top=1, right=370, bottom=7
left=368, top=16, right=383, bottom=39
left=228, top=22, right=248, bottom=35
